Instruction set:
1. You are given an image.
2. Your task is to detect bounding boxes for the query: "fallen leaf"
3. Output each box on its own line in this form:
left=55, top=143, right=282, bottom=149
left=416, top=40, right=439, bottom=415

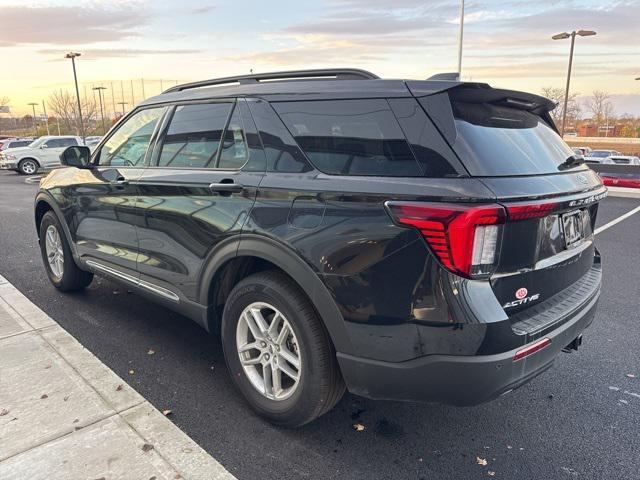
left=147, top=349, right=155, bottom=355
left=63, top=396, right=70, bottom=401
left=116, top=384, right=123, bottom=391
left=488, top=471, right=496, bottom=476
left=353, top=423, right=365, bottom=432
left=142, top=443, right=154, bottom=452
left=149, top=477, right=157, bottom=480
left=40, top=394, right=48, bottom=399
left=626, top=374, right=636, bottom=378
left=44, top=365, right=52, bottom=369
left=129, top=370, right=135, bottom=375
left=476, top=457, right=488, bottom=466
left=73, top=419, right=79, bottom=424
left=0, top=408, right=9, bottom=416
left=162, top=409, right=172, bottom=416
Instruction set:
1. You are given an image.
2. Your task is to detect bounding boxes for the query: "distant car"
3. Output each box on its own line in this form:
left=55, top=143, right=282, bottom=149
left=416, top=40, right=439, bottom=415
left=564, top=132, right=578, bottom=137
left=572, top=146, right=592, bottom=156
left=0, top=135, right=83, bottom=174
left=606, top=155, right=640, bottom=166
left=600, top=173, right=640, bottom=189
left=0, top=138, right=34, bottom=151
left=85, top=136, right=103, bottom=149
left=584, top=150, right=621, bottom=164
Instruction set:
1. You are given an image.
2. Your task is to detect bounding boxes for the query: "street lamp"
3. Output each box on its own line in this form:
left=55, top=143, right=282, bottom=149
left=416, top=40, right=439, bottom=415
left=41, top=100, right=50, bottom=135
left=457, top=0, right=465, bottom=79
left=92, top=86, right=107, bottom=133
left=65, top=52, right=85, bottom=143
left=28, top=102, right=38, bottom=136
left=552, top=29, right=597, bottom=136
left=117, top=101, right=127, bottom=116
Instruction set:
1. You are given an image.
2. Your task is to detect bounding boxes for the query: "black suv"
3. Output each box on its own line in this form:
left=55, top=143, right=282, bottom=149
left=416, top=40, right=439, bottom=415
left=35, top=69, right=605, bottom=426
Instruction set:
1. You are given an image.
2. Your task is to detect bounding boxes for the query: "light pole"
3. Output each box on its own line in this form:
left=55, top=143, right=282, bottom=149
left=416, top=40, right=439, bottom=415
left=92, top=86, right=107, bottom=133
left=41, top=100, right=50, bottom=135
left=457, top=0, right=465, bottom=79
left=552, top=29, right=596, bottom=136
left=117, top=101, right=127, bottom=116
left=65, top=52, right=85, bottom=143
left=28, top=102, right=38, bottom=136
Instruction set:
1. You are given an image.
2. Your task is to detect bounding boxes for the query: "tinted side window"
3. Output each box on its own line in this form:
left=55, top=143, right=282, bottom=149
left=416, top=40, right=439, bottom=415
left=218, top=104, right=248, bottom=169
left=273, top=99, right=422, bottom=176
left=247, top=100, right=312, bottom=173
left=12, top=141, right=30, bottom=148
left=388, top=98, right=462, bottom=177
left=98, top=107, right=165, bottom=166
left=158, top=103, right=232, bottom=168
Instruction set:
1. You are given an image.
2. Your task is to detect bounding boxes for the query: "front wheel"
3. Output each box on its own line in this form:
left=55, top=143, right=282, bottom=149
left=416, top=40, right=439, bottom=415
left=18, top=158, right=39, bottom=175
left=39, top=211, right=93, bottom=291
left=221, top=271, right=345, bottom=427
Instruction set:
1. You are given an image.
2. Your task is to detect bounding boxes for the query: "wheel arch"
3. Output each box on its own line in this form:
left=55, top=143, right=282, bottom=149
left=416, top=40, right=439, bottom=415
left=34, top=192, right=81, bottom=262
left=19, top=156, right=41, bottom=166
left=198, top=234, right=353, bottom=355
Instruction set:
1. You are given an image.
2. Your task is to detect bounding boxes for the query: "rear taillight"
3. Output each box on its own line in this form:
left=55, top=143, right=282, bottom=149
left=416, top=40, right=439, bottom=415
left=385, top=202, right=506, bottom=279
left=505, top=201, right=558, bottom=221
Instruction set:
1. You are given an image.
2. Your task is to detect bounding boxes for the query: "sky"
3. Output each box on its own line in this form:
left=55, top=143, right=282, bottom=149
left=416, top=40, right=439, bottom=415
left=1, top=0, right=639, bottom=116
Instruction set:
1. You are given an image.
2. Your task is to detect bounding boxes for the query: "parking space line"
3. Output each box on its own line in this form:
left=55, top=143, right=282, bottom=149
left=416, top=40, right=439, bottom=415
left=595, top=204, right=640, bottom=235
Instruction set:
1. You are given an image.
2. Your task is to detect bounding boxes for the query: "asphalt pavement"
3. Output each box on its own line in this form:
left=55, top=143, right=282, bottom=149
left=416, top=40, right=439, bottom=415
left=1, top=170, right=639, bottom=480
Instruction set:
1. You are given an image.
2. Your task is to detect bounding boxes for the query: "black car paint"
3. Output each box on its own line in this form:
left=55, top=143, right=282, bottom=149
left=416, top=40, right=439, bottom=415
left=36, top=76, right=604, bottom=405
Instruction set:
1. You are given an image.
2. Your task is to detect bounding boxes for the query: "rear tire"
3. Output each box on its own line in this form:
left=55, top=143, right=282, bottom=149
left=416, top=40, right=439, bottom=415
left=39, top=211, right=93, bottom=292
left=18, top=158, right=39, bottom=175
left=221, top=271, right=345, bottom=427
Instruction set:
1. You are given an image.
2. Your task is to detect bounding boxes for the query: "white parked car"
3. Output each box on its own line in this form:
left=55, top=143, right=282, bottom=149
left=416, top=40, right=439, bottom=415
left=583, top=149, right=621, bottom=165
left=607, top=155, right=640, bottom=166
left=0, top=136, right=83, bottom=174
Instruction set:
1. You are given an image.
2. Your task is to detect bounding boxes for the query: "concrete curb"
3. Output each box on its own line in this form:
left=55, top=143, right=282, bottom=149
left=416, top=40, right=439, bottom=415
left=0, top=274, right=235, bottom=480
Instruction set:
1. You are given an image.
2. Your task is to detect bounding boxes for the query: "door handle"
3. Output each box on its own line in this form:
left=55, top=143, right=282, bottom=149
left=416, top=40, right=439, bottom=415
left=209, top=181, right=244, bottom=194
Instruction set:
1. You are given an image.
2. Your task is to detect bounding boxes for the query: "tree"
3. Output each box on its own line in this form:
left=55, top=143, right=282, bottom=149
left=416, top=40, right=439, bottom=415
left=541, top=87, right=580, bottom=129
left=587, top=90, right=612, bottom=126
left=0, top=96, right=10, bottom=135
left=47, top=91, right=98, bottom=136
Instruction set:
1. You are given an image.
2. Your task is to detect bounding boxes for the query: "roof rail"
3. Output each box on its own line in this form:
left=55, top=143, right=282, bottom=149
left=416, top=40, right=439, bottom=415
left=163, top=68, right=380, bottom=93
left=427, top=72, right=460, bottom=81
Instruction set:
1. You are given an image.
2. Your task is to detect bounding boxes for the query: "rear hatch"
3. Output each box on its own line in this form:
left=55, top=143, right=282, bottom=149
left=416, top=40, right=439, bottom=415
left=413, top=83, right=605, bottom=323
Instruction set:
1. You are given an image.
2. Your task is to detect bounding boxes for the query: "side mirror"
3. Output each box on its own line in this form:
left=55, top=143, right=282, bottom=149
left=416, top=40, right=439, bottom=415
left=60, top=146, right=92, bottom=168
left=41, top=144, right=48, bottom=149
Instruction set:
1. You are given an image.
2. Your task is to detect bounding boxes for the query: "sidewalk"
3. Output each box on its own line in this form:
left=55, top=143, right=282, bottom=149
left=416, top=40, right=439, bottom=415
left=0, top=274, right=235, bottom=480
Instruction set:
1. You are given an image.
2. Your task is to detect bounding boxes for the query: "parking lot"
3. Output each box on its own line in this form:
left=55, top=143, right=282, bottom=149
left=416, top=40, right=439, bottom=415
left=1, top=170, right=639, bottom=479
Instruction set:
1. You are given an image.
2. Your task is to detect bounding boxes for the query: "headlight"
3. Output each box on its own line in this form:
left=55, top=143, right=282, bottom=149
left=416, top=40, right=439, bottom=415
left=6, top=154, right=16, bottom=160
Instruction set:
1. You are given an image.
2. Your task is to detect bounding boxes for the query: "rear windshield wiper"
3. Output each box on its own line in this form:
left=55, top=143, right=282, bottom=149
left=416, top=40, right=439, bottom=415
left=558, top=154, right=585, bottom=171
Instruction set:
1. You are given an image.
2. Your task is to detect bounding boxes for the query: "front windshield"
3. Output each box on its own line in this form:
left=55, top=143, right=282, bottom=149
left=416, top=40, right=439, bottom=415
left=28, top=138, right=46, bottom=148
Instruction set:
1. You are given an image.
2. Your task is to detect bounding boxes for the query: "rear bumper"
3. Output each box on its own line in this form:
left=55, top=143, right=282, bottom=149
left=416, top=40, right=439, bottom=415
left=337, top=289, right=599, bottom=405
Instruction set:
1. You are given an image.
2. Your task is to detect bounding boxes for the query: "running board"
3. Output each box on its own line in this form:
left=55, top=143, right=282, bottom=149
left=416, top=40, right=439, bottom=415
left=84, top=260, right=180, bottom=303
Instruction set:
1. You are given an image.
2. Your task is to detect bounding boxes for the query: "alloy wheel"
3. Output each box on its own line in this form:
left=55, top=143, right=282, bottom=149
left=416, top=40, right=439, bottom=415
left=45, top=225, right=64, bottom=279
left=21, top=160, right=37, bottom=174
left=236, top=302, right=302, bottom=401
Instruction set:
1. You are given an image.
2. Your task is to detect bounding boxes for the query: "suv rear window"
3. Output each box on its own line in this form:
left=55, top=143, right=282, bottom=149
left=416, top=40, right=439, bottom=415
left=273, top=99, right=422, bottom=176
left=451, top=102, right=577, bottom=176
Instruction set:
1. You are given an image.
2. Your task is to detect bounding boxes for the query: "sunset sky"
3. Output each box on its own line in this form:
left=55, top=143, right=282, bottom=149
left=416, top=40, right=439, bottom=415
left=1, top=0, right=639, bottom=116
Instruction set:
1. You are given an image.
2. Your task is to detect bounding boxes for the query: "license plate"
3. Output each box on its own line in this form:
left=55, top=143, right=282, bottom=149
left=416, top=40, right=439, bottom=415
left=561, top=210, right=587, bottom=248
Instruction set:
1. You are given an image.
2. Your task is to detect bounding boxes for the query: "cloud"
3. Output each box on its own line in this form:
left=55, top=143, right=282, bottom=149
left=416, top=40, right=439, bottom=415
left=190, top=5, right=216, bottom=14
left=38, top=48, right=202, bottom=60
left=0, top=5, right=148, bottom=46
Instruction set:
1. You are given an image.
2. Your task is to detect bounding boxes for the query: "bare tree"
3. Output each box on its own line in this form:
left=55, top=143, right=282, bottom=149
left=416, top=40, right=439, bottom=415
left=587, top=90, right=612, bottom=125
left=47, top=91, right=97, bottom=136
left=0, top=96, right=9, bottom=134
left=541, top=87, right=580, bottom=129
